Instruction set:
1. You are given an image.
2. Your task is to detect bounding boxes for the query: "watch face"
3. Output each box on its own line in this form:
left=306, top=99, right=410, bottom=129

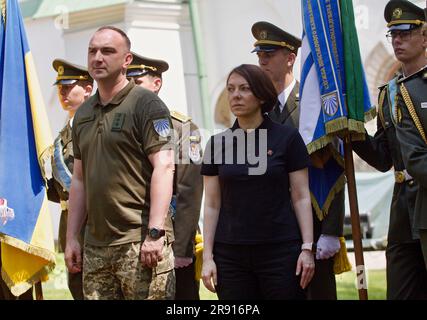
left=149, top=228, right=160, bottom=239
left=148, top=228, right=165, bottom=239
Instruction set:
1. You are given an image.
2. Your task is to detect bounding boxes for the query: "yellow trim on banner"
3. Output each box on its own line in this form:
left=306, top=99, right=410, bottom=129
left=25, top=52, right=53, bottom=161
left=311, top=173, right=346, bottom=221
left=0, top=196, right=55, bottom=296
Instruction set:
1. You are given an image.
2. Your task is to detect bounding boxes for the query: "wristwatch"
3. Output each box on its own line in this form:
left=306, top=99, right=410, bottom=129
left=148, top=227, right=165, bottom=239
left=301, top=242, right=316, bottom=253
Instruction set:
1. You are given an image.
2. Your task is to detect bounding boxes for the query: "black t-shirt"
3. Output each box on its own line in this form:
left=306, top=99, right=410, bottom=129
left=201, top=115, right=310, bottom=245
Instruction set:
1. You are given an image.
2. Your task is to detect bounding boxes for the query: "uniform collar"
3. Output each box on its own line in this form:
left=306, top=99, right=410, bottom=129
left=90, top=78, right=136, bottom=107
left=278, top=78, right=296, bottom=110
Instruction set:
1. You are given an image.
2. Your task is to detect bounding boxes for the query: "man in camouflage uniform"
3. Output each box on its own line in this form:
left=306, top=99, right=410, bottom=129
left=47, top=59, right=93, bottom=300
left=65, top=26, right=175, bottom=300
left=127, top=52, right=203, bottom=300
left=395, top=3, right=427, bottom=272
left=353, top=0, right=427, bottom=299
left=251, top=21, right=345, bottom=300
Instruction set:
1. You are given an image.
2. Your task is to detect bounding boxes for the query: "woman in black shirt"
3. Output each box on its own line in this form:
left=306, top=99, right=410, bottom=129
left=201, top=64, right=314, bottom=300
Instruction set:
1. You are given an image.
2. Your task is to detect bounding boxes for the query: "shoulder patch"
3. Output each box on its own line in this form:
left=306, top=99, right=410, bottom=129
left=153, top=118, right=171, bottom=138
left=171, top=110, right=191, bottom=123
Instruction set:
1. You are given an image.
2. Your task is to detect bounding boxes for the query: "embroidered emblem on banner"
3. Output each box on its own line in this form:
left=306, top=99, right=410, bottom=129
left=153, top=118, right=171, bottom=137
left=322, top=92, right=339, bottom=117
left=0, top=198, right=15, bottom=226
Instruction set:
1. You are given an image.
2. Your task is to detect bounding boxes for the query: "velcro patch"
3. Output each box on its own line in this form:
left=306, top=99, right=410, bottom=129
left=111, top=113, right=126, bottom=132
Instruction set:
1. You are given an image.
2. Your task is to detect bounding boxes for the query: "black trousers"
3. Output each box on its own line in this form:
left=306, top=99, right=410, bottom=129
left=175, top=260, right=200, bottom=300
left=420, top=230, right=427, bottom=270
left=213, top=241, right=305, bottom=300
left=307, top=257, right=337, bottom=300
left=386, top=241, right=427, bottom=300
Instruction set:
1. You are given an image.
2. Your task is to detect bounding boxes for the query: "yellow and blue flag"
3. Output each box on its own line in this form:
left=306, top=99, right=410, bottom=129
left=0, top=0, right=55, bottom=296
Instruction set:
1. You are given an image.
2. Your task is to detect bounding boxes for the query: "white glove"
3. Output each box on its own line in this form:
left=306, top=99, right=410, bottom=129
left=316, top=234, right=340, bottom=260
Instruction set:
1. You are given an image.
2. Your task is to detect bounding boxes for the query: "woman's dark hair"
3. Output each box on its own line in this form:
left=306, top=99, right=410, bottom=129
left=226, top=64, right=278, bottom=113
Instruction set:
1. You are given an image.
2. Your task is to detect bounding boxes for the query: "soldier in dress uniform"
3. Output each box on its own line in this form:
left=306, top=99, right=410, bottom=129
left=251, top=21, right=346, bottom=300
left=47, top=59, right=93, bottom=300
left=127, top=52, right=203, bottom=300
left=394, top=1, right=427, bottom=273
left=353, top=0, right=427, bottom=299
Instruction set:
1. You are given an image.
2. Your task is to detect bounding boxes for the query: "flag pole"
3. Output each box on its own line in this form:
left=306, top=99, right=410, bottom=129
left=35, top=282, right=43, bottom=300
left=343, top=135, right=368, bottom=300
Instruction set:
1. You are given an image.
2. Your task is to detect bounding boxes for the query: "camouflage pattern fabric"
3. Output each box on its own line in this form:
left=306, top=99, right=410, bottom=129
left=83, top=241, right=175, bottom=300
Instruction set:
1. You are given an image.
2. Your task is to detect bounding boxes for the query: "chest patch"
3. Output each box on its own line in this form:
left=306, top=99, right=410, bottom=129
left=421, top=102, right=427, bottom=109
left=111, top=113, right=126, bottom=132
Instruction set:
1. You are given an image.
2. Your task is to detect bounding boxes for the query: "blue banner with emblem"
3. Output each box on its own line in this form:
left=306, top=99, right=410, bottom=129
left=0, top=0, right=55, bottom=296
left=299, top=0, right=374, bottom=219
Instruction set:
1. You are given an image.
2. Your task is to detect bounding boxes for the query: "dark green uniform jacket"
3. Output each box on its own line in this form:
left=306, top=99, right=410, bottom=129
left=396, top=66, right=427, bottom=231
left=353, top=80, right=419, bottom=243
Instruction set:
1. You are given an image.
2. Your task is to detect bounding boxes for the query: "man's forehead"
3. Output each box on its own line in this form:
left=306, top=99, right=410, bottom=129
left=89, top=30, right=123, bottom=46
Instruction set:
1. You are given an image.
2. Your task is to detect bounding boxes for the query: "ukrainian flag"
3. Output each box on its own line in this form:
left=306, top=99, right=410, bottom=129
left=0, top=0, right=55, bottom=296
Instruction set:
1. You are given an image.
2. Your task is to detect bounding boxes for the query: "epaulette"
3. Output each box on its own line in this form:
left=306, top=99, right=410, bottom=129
left=171, top=110, right=191, bottom=123
left=397, top=65, right=427, bottom=84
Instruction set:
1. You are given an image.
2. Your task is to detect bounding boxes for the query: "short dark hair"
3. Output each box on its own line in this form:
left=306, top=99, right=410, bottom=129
left=226, top=64, right=277, bottom=113
left=96, top=26, right=131, bottom=51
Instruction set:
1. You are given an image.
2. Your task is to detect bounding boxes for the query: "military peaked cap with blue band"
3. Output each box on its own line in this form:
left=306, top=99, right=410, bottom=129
left=127, top=52, right=169, bottom=78
left=52, top=58, right=93, bottom=86
left=251, top=21, right=301, bottom=54
left=384, top=0, right=425, bottom=30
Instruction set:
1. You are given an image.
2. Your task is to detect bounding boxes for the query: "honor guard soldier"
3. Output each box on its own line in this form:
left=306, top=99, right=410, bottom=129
left=394, top=0, right=427, bottom=274
left=127, top=52, right=203, bottom=300
left=251, top=21, right=346, bottom=300
left=354, top=0, right=427, bottom=299
left=47, top=59, right=93, bottom=300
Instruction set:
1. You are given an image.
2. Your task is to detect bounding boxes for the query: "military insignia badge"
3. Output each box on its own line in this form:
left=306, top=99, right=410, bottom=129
left=188, top=136, right=201, bottom=163
left=421, top=102, right=427, bottom=109
left=260, top=30, right=268, bottom=40
left=392, top=8, right=402, bottom=19
left=58, top=65, right=64, bottom=75
left=153, top=118, right=171, bottom=137
left=0, top=198, right=15, bottom=226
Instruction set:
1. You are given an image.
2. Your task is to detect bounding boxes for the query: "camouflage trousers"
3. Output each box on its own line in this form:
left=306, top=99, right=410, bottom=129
left=83, top=241, right=175, bottom=300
